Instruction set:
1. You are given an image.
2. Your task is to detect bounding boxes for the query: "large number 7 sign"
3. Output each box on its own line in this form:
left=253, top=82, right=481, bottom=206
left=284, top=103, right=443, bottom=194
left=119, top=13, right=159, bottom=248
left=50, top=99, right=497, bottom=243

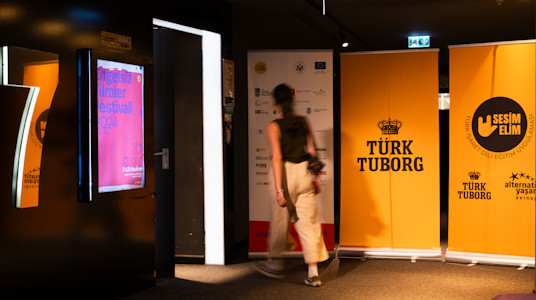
left=1, top=46, right=59, bottom=208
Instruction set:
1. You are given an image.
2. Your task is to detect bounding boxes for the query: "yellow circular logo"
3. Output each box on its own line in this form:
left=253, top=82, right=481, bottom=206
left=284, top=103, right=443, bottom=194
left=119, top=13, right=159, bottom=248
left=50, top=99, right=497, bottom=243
left=137, top=75, right=142, bottom=82
left=254, top=62, right=267, bottom=74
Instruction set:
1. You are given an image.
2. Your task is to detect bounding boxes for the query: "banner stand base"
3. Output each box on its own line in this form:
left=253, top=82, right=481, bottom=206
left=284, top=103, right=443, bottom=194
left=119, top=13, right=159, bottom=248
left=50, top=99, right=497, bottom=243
left=249, top=249, right=534, bottom=269
left=445, top=250, right=535, bottom=268
left=249, top=250, right=336, bottom=259
left=249, top=248, right=442, bottom=262
left=338, top=247, right=442, bottom=262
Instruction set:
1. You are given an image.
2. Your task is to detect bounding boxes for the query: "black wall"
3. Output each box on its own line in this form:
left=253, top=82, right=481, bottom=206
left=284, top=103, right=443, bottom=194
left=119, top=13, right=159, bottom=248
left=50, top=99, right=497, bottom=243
left=0, top=1, right=155, bottom=298
left=0, top=1, right=239, bottom=297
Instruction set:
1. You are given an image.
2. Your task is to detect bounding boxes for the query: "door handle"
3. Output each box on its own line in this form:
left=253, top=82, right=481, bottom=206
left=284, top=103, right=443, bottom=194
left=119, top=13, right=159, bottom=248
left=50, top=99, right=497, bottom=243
left=154, top=148, right=169, bottom=169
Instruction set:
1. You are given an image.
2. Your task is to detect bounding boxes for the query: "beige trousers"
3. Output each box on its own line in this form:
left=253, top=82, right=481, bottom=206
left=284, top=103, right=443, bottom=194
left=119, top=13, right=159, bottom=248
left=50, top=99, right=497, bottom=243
left=268, top=161, right=329, bottom=264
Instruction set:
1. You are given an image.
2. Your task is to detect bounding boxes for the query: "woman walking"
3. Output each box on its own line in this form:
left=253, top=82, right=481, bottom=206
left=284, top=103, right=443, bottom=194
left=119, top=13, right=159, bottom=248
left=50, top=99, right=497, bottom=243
left=255, top=83, right=329, bottom=287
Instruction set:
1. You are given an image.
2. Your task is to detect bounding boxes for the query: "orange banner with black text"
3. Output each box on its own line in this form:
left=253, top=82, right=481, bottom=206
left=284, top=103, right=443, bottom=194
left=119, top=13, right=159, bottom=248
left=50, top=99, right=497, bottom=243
left=340, top=49, right=440, bottom=257
left=447, top=41, right=535, bottom=265
left=20, top=62, right=59, bottom=208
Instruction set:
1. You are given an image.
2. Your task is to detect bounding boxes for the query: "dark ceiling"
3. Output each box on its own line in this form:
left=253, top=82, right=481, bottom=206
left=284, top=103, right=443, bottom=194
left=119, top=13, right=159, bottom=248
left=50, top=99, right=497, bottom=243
left=229, top=0, right=535, bottom=52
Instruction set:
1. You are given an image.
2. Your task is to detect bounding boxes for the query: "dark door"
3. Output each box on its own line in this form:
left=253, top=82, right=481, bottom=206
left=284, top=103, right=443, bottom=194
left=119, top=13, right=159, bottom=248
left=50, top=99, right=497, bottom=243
left=154, top=27, right=204, bottom=277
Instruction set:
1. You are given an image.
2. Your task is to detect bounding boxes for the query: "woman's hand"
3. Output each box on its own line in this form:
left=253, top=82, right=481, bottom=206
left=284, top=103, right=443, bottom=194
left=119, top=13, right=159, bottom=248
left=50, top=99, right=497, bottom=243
left=276, top=192, right=287, bottom=207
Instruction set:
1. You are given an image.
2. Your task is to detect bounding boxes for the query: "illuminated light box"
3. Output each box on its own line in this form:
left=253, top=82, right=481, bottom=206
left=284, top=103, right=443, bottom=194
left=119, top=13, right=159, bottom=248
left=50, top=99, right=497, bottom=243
left=78, top=49, right=148, bottom=202
left=408, top=35, right=430, bottom=48
left=97, top=59, right=145, bottom=193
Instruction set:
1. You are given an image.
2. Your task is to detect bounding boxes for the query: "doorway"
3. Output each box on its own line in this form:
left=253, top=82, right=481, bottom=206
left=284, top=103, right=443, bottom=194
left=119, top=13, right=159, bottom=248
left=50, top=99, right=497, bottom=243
left=153, top=26, right=205, bottom=276
left=153, top=19, right=225, bottom=277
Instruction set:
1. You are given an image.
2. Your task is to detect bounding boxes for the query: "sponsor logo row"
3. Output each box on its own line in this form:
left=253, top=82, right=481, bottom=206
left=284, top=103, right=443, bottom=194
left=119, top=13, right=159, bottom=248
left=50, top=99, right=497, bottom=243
left=253, top=106, right=330, bottom=116
left=254, top=61, right=328, bottom=75
left=254, top=88, right=328, bottom=99
left=456, top=171, right=535, bottom=201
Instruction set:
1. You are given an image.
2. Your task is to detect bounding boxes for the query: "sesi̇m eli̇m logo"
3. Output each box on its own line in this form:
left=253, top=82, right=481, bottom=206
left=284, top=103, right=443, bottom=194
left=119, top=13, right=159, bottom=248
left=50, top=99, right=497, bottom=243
left=356, top=118, right=423, bottom=172
left=467, top=97, right=534, bottom=159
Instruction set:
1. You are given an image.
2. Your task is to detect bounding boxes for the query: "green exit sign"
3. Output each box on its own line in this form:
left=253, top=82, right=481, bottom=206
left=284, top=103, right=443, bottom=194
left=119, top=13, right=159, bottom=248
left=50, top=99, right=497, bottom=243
left=408, top=36, right=430, bottom=48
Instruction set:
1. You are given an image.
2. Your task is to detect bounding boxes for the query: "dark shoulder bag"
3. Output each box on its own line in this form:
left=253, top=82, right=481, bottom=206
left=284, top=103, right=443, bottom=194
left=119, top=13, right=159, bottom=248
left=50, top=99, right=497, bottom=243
left=302, top=117, right=325, bottom=175
left=305, top=153, right=324, bottom=175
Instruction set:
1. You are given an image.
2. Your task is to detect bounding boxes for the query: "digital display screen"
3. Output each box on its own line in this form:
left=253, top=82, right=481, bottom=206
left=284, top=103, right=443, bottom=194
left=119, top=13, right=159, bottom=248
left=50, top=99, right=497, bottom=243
left=96, top=59, right=145, bottom=193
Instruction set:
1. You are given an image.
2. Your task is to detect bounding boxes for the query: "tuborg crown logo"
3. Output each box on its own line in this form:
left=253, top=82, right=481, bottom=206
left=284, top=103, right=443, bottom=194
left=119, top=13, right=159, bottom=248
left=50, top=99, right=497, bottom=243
left=458, top=170, right=491, bottom=200
left=378, top=118, right=402, bottom=135
left=357, top=117, right=423, bottom=172
left=468, top=171, right=481, bottom=180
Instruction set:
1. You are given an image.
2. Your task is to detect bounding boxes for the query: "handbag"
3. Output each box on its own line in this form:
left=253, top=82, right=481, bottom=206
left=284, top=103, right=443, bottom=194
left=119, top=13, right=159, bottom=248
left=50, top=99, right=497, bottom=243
left=305, top=153, right=325, bottom=175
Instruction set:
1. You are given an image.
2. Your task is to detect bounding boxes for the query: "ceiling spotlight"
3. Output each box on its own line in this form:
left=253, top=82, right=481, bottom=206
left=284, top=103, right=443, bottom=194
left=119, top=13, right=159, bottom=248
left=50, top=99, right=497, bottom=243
left=496, top=0, right=504, bottom=5
left=340, top=29, right=349, bottom=48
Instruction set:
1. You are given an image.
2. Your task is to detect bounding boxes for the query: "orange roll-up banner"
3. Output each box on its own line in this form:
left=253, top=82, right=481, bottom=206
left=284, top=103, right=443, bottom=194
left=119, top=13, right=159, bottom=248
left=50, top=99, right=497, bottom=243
left=447, top=41, right=535, bottom=265
left=20, top=62, right=59, bottom=208
left=340, top=49, right=440, bottom=256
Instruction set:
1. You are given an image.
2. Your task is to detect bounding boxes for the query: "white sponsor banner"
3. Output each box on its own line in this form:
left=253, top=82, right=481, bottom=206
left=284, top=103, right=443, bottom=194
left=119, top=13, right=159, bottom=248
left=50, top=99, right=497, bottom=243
left=247, top=50, right=334, bottom=252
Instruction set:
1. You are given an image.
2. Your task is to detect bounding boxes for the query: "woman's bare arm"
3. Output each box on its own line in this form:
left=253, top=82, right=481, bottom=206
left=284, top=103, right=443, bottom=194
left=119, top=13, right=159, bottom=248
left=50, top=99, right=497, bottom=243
left=267, top=121, right=287, bottom=207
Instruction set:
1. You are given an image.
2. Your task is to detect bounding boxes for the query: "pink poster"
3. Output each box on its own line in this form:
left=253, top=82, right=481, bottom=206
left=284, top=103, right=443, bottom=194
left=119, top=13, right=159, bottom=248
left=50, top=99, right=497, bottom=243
left=96, top=59, right=145, bottom=193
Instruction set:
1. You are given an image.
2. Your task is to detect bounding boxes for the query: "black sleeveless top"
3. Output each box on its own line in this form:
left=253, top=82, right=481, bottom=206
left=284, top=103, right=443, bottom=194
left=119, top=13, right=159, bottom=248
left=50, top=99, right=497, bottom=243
left=274, top=116, right=308, bottom=163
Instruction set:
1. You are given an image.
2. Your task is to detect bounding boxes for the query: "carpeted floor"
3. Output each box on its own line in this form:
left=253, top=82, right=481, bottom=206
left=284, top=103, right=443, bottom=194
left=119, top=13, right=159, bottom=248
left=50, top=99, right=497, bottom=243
left=120, top=258, right=535, bottom=300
